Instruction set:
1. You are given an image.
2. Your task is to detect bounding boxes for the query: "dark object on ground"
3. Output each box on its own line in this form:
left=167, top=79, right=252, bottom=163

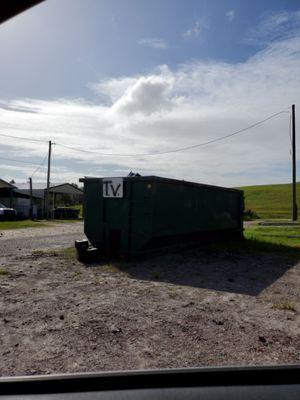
left=78, top=175, right=244, bottom=258
left=259, top=335, right=268, bottom=344
left=52, top=207, right=80, bottom=219
left=0, top=365, right=299, bottom=400
left=75, top=239, right=99, bottom=262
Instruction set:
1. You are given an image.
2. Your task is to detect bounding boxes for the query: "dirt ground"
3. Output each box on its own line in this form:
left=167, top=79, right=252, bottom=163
left=0, top=222, right=300, bottom=376
left=0, top=221, right=84, bottom=257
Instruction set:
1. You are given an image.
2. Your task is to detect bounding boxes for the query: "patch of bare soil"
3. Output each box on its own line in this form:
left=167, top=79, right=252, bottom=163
left=0, top=246, right=299, bottom=376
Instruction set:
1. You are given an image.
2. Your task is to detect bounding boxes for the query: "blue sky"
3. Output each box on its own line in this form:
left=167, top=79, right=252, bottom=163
left=0, top=0, right=300, bottom=187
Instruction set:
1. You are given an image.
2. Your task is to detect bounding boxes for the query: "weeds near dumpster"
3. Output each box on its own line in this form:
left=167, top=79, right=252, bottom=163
left=272, top=301, right=297, bottom=312
left=101, top=264, right=125, bottom=274
left=0, top=267, right=10, bottom=276
left=152, top=268, right=162, bottom=279
left=57, top=247, right=77, bottom=260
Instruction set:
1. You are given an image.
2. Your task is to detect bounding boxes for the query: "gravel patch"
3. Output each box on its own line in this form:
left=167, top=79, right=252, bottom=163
left=0, top=221, right=84, bottom=257
left=0, top=226, right=299, bottom=376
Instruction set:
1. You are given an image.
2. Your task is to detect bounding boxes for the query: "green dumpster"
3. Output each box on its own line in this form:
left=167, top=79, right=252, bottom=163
left=76, top=176, right=244, bottom=258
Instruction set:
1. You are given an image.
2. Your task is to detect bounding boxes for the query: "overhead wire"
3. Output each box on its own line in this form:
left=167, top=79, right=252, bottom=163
left=0, top=131, right=48, bottom=143
left=0, top=124, right=50, bottom=181
left=0, top=105, right=293, bottom=182
left=0, top=156, right=46, bottom=166
left=55, top=107, right=292, bottom=157
left=30, top=153, right=48, bottom=177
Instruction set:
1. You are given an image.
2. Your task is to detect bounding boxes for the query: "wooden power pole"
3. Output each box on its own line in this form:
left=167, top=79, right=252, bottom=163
left=46, top=140, right=52, bottom=219
left=292, top=104, right=297, bottom=221
left=29, top=177, right=33, bottom=219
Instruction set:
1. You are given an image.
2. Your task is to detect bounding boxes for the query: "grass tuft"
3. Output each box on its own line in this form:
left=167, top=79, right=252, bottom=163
left=0, top=268, right=10, bottom=276
left=272, top=301, right=297, bottom=312
left=59, top=247, right=77, bottom=260
left=152, top=269, right=162, bottom=279
left=101, top=264, right=125, bottom=274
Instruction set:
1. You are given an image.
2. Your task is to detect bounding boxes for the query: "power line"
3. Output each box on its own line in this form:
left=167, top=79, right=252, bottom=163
left=0, top=156, right=46, bottom=166
left=30, top=153, right=48, bottom=177
left=0, top=131, right=48, bottom=143
left=55, top=107, right=291, bottom=157
left=0, top=106, right=291, bottom=156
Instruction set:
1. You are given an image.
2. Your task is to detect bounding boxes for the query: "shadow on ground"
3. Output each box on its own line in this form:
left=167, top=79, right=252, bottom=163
left=86, top=238, right=300, bottom=297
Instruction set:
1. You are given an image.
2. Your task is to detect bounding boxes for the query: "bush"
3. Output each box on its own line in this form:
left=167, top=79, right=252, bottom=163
left=244, top=209, right=260, bottom=221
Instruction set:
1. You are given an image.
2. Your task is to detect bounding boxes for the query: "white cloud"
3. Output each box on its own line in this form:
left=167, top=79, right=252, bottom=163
left=225, top=10, right=235, bottom=23
left=246, top=10, right=300, bottom=44
left=89, top=76, right=137, bottom=103
left=138, top=37, right=168, bottom=49
left=112, top=72, right=176, bottom=115
left=0, top=32, right=300, bottom=187
left=182, top=19, right=209, bottom=39
left=183, top=21, right=200, bottom=38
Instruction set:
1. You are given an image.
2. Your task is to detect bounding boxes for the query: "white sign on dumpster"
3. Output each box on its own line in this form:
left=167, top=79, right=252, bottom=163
left=103, top=178, right=124, bottom=198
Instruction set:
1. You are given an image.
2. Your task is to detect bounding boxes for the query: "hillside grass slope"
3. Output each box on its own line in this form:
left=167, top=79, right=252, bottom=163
left=237, top=182, right=300, bottom=219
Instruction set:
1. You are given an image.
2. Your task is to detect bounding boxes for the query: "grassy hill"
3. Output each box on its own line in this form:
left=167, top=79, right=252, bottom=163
left=237, top=182, right=300, bottom=219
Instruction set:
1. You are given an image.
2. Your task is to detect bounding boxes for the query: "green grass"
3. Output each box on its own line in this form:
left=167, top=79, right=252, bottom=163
left=48, top=219, right=78, bottom=224
left=58, top=247, right=77, bottom=259
left=244, top=225, right=300, bottom=249
left=0, top=218, right=80, bottom=230
left=152, top=268, right=163, bottom=279
left=199, top=225, right=300, bottom=263
left=0, top=267, right=10, bottom=276
left=0, top=220, right=49, bottom=230
left=72, top=204, right=83, bottom=218
left=237, top=182, right=300, bottom=219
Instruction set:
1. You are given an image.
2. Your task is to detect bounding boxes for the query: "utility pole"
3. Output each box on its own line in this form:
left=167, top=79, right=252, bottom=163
left=29, top=177, right=33, bottom=219
left=292, top=104, right=297, bottom=221
left=46, top=140, right=52, bottom=219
